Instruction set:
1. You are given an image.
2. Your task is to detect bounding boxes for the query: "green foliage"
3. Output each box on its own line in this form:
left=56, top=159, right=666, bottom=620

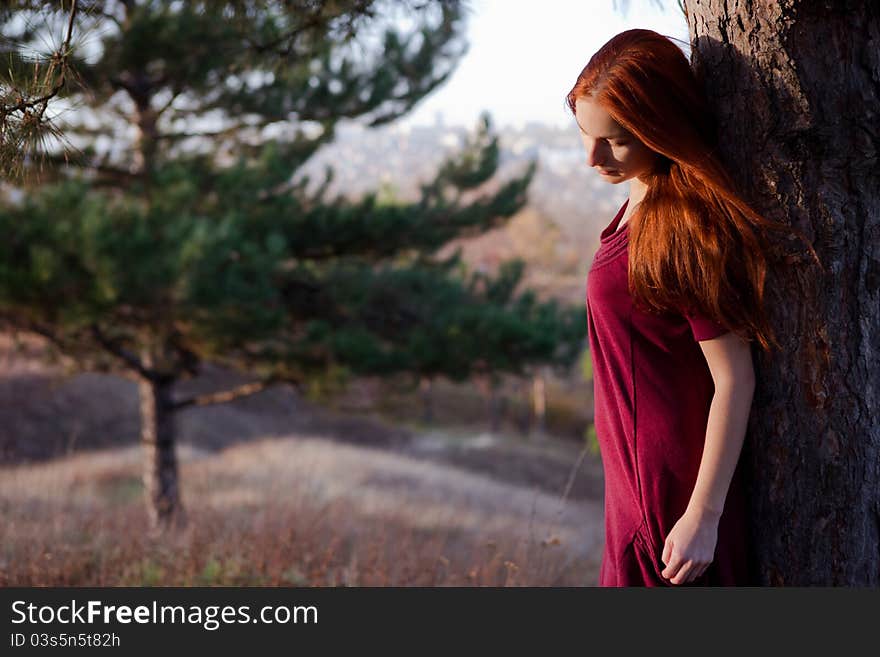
left=580, top=348, right=593, bottom=382
left=198, top=558, right=224, bottom=585
left=0, top=0, right=586, bottom=405
left=436, top=112, right=499, bottom=191
left=584, top=423, right=600, bottom=457
left=136, top=559, right=165, bottom=587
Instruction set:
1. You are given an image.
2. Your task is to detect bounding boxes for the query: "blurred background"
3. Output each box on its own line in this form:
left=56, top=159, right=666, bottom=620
left=0, top=0, right=686, bottom=586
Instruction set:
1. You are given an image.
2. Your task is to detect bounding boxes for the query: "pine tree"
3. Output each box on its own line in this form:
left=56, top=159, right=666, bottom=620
left=0, top=1, right=586, bottom=528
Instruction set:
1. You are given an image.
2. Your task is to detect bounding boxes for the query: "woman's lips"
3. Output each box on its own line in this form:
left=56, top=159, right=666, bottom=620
left=598, top=169, right=619, bottom=175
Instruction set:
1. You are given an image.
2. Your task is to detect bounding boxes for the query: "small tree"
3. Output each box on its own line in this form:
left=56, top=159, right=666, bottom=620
left=0, top=1, right=586, bottom=529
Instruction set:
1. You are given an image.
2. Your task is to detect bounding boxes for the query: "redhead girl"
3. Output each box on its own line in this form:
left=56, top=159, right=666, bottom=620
left=567, top=29, right=802, bottom=586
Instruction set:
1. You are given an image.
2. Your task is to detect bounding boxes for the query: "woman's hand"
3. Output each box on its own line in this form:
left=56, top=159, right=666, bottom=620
left=660, top=507, right=721, bottom=585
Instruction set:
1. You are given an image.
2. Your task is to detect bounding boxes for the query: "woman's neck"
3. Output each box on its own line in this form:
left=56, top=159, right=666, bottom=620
left=628, top=177, right=649, bottom=206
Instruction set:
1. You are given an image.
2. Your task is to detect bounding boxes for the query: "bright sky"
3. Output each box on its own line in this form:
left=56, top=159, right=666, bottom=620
left=400, top=0, right=689, bottom=129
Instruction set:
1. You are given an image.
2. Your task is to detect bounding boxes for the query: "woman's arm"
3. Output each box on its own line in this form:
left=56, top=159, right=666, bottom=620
left=689, top=331, right=756, bottom=515
left=660, top=331, right=756, bottom=584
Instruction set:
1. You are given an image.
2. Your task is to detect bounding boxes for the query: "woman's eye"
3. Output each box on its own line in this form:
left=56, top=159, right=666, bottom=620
left=612, top=141, right=628, bottom=147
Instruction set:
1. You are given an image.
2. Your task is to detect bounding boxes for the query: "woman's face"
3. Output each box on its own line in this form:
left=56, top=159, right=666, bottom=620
left=574, top=96, right=658, bottom=184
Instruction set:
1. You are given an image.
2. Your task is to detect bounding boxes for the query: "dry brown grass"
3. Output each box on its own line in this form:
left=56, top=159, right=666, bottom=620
left=0, top=437, right=603, bottom=587
left=0, top=331, right=605, bottom=586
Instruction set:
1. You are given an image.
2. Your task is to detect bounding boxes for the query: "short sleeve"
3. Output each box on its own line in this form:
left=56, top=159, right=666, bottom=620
left=684, top=312, right=730, bottom=342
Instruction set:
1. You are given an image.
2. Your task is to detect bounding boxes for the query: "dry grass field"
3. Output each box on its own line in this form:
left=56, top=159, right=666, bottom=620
left=0, top=333, right=606, bottom=586
left=0, top=437, right=604, bottom=586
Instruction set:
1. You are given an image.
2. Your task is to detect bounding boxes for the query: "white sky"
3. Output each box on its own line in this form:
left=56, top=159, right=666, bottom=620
left=400, top=0, right=689, bottom=129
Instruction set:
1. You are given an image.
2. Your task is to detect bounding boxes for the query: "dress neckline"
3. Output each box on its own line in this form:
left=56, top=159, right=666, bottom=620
left=591, top=199, right=631, bottom=271
left=601, top=199, right=631, bottom=243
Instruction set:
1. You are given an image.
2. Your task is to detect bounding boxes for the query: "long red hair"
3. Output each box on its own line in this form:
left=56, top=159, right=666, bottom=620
left=567, top=29, right=817, bottom=352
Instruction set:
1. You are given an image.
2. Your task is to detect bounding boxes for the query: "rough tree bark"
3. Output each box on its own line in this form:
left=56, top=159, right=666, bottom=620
left=686, top=0, right=879, bottom=585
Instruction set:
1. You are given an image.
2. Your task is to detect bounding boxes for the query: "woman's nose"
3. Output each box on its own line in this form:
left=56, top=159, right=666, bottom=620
left=586, top=140, right=605, bottom=167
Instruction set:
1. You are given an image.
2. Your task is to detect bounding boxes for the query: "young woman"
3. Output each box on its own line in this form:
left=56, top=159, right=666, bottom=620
left=567, top=29, right=803, bottom=586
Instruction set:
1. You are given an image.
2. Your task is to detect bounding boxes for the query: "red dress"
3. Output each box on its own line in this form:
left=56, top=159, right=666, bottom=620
left=586, top=199, right=754, bottom=586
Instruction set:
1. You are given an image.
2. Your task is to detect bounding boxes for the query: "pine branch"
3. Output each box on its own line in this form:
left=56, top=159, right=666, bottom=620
left=39, top=152, right=135, bottom=180
left=0, top=0, right=78, bottom=118
left=0, top=311, right=79, bottom=359
left=243, top=0, right=378, bottom=57
left=171, top=375, right=302, bottom=411
left=156, top=119, right=278, bottom=142
left=1, top=0, right=80, bottom=178
left=89, top=323, right=153, bottom=380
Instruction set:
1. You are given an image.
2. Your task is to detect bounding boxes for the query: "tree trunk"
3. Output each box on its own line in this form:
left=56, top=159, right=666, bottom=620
left=139, top=370, right=184, bottom=530
left=686, top=0, right=880, bottom=585
left=490, top=385, right=507, bottom=433
left=514, top=378, right=532, bottom=436
left=132, top=80, right=158, bottom=179
left=420, top=376, right=434, bottom=424
left=474, top=373, right=503, bottom=433
left=532, top=371, right=546, bottom=437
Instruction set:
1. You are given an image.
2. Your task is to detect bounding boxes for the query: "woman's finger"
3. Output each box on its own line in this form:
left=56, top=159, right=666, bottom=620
left=669, top=560, right=695, bottom=585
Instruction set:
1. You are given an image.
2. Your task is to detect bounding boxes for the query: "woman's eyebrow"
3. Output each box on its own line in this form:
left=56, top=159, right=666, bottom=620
left=576, top=123, right=628, bottom=139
